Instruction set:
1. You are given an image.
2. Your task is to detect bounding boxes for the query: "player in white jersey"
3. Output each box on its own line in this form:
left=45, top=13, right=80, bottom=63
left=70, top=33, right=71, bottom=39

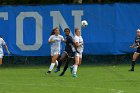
left=0, top=36, right=10, bottom=65
left=47, top=27, right=64, bottom=74
left=70, top=28, right=84, bottom=77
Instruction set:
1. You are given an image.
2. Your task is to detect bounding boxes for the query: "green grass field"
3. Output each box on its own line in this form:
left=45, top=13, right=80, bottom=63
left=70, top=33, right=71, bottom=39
left=0, top=65, right=139, bottom=93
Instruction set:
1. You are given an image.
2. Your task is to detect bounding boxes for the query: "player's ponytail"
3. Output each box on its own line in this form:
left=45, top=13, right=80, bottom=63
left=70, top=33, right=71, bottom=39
left=50, top=27, right=59, bottom=36
left=50, top=29, right=55, bottom=36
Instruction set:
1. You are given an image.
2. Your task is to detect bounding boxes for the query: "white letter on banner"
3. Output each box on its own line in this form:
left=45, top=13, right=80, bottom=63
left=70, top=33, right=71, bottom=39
left=72, top=11, right=83, bottom=31
left=50, top=10, right=83, bottom=37
left=0, top=12, right=8, bottom=20
left=16, top=12, right=43, bottom=51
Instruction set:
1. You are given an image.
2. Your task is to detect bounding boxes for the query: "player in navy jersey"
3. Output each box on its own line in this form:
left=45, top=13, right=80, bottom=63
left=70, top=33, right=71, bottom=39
left=54, top=28, right=75, bottom=76
left=129, top=29, right=140, bottom=71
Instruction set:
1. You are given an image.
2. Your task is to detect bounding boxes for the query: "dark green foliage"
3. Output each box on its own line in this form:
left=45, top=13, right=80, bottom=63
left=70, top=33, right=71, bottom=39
left=0, top=0, right=140, bottom=5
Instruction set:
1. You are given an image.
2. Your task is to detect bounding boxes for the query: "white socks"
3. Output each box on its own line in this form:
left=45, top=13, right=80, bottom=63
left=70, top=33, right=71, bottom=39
left=73, top=65, right=78, bottom=74
left=55, top=60, right=58, bottom=67
left=49, top=63, right=55, bottom=71
left=48, top=60, right=58, bottom=72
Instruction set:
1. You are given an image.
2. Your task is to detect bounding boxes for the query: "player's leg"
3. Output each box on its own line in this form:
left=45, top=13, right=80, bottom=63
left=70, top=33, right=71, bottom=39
left=78, top=54, right=82, bottom=66
left=0, top=55, right=3, bottom=66
left=129, top=52, right=139, bottom=71
left=55, top=60, right=58, bottom=67
left=0, top=58, right=2, bottom=66
left=72, top=52, right=80, bottom=77
left=47, top=53, right=59, bottom=74
left=54, top=52, right=68, bottom=73
left=58, top=52, right=68, bottom=69
left=71, top=54, right=82, bottom=77
left=59, top=58, right=70, bottom=76
left=69, top=53, right=75, bottom=74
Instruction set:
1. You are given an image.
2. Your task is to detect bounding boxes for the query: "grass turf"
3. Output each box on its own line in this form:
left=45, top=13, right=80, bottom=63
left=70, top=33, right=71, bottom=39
left=0, top=65, right=139, bottom=93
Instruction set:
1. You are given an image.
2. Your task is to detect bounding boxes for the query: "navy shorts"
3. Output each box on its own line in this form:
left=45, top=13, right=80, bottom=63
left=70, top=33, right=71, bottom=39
left=64, top=51, right=75, bottom=58
left=136, top=48, right=140, bottom=53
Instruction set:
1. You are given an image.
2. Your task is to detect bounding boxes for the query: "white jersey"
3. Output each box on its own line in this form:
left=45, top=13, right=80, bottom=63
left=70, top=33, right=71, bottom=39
left=0, top=37, right=6, bottom=56
left=73, top=35, right=84, bottom=53
left=48, top=35, right=64, bottom=56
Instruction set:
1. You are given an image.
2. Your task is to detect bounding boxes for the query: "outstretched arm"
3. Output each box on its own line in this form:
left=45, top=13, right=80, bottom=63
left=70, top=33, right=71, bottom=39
left=130, top=42, right=136, bottom=48
left=2, top=39, right=10, bottom=54
left=48, top=36, right=55, bottom=43
left=4, top=45, right=10, bottom=55
left=61, top=36, right=65, bottom=43
left=48, top=39, right=55, bottom=43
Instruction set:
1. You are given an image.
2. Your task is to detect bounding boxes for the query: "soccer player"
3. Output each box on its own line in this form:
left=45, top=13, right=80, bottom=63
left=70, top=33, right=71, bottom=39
left=47, top=27, right=64, bottom=74
left=50, top=29, right=59, bottom=67
left=0, top=36, right=10, bottom=65
left=54, top=28, right=75, bottom=76
left=129, top=29, right=140, bottom=71
left=70, top=28, right=84, bottom=77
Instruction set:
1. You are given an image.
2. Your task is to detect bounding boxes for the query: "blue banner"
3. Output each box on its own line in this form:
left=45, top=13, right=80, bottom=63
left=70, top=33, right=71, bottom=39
left=0, top=3, right=139, bottom=56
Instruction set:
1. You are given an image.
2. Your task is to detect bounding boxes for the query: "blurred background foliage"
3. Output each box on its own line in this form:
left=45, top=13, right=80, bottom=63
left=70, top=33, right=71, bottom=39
left=0, top=0, right=140, bottom=5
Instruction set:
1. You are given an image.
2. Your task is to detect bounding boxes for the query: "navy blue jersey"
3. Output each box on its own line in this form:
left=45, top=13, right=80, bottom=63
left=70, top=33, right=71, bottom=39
left=64, top=35, right=74, bottom=53
left=135, top=36, right=140, bottom=47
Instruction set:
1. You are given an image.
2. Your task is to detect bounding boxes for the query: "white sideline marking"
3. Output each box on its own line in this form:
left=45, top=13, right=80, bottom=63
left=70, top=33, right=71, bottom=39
left=0, top=82, right=124, bottom=93
left=117, top=90, right=124, bottom=93
left=94, top=88, right=124, bottom=93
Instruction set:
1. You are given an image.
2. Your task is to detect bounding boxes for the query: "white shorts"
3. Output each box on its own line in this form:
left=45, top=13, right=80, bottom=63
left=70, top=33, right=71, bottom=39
left=75, top=52, right=82, bottom=58
left=51, top=50, right=60, bottom=56
left=0, top=54, right=3, bottom=58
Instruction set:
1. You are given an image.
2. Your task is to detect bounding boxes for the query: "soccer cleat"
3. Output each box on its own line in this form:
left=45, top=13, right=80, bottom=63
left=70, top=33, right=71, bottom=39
left=129, top=69, right=134, bottom=71
left=73, top=74, right=77, bottom=77
left=59, top=72, right=65, bottom=76
left=46, top=71, right=51, bottom=74
left=54, top=68, right=60, bottom=73
left=70, top=66, right=73, bottom=74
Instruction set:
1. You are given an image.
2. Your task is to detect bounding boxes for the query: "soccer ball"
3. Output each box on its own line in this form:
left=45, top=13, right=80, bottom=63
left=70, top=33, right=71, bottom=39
left=81, top=20, right=88, bottom=27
